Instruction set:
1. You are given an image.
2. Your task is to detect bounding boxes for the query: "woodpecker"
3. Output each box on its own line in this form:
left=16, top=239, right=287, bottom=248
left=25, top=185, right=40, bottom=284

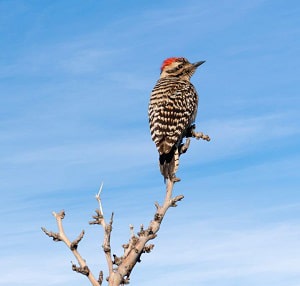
left=148, top=57, right=205, bottom=182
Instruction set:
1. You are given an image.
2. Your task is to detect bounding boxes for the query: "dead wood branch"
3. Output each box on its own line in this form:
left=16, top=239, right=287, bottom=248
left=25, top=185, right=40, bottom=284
left=106, top=179, right=182, bottom=285
left=43, top=179, right=183, bottom=286
left=42, top=210, right=100, bottom=286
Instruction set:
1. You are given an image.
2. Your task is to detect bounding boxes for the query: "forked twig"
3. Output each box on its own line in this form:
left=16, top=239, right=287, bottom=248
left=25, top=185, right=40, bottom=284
left=42, top=210, right=100, bottom=286
left=43, top=179, right=183, bottom=286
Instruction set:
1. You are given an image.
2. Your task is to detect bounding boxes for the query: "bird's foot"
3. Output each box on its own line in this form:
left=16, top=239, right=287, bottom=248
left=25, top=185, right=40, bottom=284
left=171, top=175, right=181, bottom=183
left=179, top=138, right=191, bottom=154
left=185, top=124, right=196, bottom=138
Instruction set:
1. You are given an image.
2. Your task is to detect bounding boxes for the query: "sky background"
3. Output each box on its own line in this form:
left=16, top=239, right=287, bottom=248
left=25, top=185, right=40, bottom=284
left=1, top=1, right=300, bottom=285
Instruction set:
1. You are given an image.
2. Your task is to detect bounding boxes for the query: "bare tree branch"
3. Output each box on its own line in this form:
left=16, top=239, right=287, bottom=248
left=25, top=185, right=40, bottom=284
left=42, top=210, right=100, bottom=286
left=106, top=179, right=181, bottom=285
left=43, top=178, right=183, bottom=285
left=192, top=130, right=210, bottom=141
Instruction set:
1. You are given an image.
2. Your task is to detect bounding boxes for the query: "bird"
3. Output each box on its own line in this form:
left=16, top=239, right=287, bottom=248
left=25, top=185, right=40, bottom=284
left=148, top=57, right=205, bottom=182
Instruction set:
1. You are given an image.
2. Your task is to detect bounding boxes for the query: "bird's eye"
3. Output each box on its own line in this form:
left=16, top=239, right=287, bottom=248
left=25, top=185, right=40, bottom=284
left=178, top=64, right=183, bottom=68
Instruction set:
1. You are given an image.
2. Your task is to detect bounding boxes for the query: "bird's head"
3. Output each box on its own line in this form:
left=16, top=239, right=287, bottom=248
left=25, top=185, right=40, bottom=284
left=160, top=57, right=205, bottom=80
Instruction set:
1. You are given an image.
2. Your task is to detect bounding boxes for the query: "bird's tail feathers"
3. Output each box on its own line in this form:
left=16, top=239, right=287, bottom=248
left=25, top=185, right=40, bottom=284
left=159, top=147, right=180, bottom=182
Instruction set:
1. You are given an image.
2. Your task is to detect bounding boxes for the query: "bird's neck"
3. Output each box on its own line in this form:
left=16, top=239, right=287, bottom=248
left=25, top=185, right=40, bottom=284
left=159, top=74, right=191, bottom=81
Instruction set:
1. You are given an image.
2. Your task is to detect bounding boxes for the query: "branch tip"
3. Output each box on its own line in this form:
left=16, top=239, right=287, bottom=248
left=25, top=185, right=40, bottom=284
left=192, top=130, right=210, bottom=141
left=154, top=201, right=160, bottom=209
left=53, top=210, right=65, bottom=219
left=129, top=224, right=135, bottom=237
left=98, top=271, right=103, bottom=285
left=71, top=262, right=90, bottom=276
left=110, top=212, right=114, bottom=225
left=89, top=209, right=104, bottom=225
left=41, top=227, right=61, bottom=242
left=143, top=244, right=155, bottom=253
left=171, top=195, right=184, bottom=207
left=96, top=182, right=104, bottom=215
left=70, top=230, right=85, bottom=250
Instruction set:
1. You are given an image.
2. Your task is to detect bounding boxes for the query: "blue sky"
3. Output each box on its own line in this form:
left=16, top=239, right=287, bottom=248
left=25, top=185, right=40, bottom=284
left=1, top=1, right=300, bottom=285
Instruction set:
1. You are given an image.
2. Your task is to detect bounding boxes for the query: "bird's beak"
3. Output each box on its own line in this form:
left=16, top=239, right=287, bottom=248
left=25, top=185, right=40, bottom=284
left=193, top=61, right=205, bottom=68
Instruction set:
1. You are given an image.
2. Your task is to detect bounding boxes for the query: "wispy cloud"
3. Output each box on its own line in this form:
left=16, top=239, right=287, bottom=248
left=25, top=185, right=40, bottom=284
left=4, top=199, right=298, bottom=286
left=134, top=219, right=300, bottom=285
left=0, top=42, right=118, bottom=78
left=188, top=111, right=300, bottom=161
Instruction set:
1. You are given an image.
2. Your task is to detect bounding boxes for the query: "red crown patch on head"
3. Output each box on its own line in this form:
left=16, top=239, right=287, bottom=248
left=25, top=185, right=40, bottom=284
left=160, top=57, right=180, bottom=72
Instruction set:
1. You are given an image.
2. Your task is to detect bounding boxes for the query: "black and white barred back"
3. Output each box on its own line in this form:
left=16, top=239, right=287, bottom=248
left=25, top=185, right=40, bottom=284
left=149, top=77, right=198, bottom=154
